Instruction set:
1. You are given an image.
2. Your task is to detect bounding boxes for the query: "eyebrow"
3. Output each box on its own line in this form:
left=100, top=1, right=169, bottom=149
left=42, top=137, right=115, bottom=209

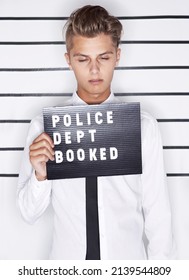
left=73, top=51, right=114, bottom=57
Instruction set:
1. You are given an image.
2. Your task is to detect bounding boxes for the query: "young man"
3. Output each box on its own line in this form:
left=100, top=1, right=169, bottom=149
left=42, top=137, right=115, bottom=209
left=17, top=5, right=176, bottom=259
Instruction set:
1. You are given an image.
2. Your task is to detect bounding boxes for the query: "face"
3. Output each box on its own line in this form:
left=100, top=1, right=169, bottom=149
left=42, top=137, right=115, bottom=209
left=65, top=34, right=121, bottom=104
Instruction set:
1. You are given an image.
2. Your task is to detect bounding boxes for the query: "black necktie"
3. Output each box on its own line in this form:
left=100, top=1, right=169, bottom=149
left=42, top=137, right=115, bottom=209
left=85, top=176, right=100, bottom=260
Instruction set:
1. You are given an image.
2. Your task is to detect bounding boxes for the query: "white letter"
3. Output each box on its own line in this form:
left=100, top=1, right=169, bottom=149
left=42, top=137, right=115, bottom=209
left=63, top=114, right=71, bottom=127
left=55, top=151, right=63, bottom=163
left=100, top=148, right=107, bottom=160
left=95, top=112, right=103, bottom=124
left=53, top=132, right=61, bottom=145
left=77, top=149, right=85, bottom=161
left=66, top=149, right=74, bottom=162
left=65, top=131, right=71, bottom=144
left=88, top=129, right=96, bottom=142
left=107, top=111, right=113, bottom=124
left=89, top=148, right=97, bottom=161
left=76, top=113, right=83, bottom=126
left=52, top=115, right=60, bottom=128
left=76, top=130, right=85, bottom=143
left=87, top=112, right=91, bottom=125
left=110, top=147, right=118, bottom=160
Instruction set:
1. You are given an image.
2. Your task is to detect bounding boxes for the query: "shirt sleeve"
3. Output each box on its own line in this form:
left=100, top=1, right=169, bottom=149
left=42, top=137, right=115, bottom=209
left=141, top=113, right=177, bottom=259
left=17, top=116, right=52, bottom=224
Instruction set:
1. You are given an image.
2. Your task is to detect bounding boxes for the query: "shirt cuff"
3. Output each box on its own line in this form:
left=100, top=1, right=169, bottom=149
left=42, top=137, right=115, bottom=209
left=30, top=170, right=52, bottom=194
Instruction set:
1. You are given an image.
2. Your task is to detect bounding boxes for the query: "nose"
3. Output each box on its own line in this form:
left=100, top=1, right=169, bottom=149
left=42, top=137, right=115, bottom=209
left=89, top=60, right=100, bottom=74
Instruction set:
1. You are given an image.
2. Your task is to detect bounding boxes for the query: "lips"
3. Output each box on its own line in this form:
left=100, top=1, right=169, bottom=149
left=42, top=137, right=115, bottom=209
left=88, top=79, right=103, bottom=85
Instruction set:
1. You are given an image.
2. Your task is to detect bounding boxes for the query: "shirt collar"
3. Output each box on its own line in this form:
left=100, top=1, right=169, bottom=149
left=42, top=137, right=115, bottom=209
left=71, top=91, right=116, bottom=106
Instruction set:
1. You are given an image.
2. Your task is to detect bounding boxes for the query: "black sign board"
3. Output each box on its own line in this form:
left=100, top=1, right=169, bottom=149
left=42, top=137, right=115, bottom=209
left=43, top=103, right=142, bottom=180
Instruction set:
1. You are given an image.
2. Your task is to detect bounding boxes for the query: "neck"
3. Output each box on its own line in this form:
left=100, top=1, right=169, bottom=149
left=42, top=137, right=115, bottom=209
left=77, top=89, right=111, bottom=105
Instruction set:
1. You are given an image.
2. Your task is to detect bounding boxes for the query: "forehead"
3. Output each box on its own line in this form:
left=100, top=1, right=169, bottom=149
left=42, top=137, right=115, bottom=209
left=69, top=34, right=116, bottom=54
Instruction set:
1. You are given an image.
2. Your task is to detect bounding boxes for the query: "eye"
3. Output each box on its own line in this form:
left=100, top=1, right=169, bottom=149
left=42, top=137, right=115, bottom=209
left=78, top=59, right=87, bottom=62
left=77, top=57, right=89, bottom=63
left=99, top=56, right=111, bottom=62
left=100, top=56, right=109, bottom=60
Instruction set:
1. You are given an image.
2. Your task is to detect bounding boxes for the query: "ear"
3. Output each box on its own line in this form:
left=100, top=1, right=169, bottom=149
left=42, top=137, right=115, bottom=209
left=64, top=53, right=73, bottom=70
left=115, top=48, right=121, bottom=66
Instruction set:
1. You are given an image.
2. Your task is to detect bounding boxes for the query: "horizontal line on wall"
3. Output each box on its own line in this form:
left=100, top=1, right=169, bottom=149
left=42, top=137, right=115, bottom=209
left=0, top=17, right=68, bottom=21
left=0, top=92, right=189, bottom=97
left=116, top=66, right=189, bottom=70
left=0, top=67, right=69, bottom=72
left=119, top=15, right=189, bottom=20
left=157, top=119, right=189, bottom=122
left=0, top=174, right=19, bottom=177
left=0, top=120, right=31, bottom=123
left=0, top=93, right=72, bottom=97
left=1, top=119, right=189, bottom=123
left=121, top=40, right=189, bottom=44
left=1, top=173, right=189, bottom=178
left=0, top=66, right=189, bottom=72
left=115, top=92, right=189, bottom=96
left=0, top=147, right=24, bottom=151
left=0, top=15, right=189, bottom=20
left=167, top=173, right=189, bottom=177
left=1, top=146, right=189, bottom=152
left=163, top=146, right=189, bottom=149
left=0, top=41, right=65, bottom=45
left=0, top=40, right=189, bottom=45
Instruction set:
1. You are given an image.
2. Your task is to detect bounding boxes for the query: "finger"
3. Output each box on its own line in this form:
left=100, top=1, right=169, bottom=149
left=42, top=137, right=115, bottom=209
left=33, top=132, right=54, bottom=148
left=30, top=154, right=50, bottom=164
left=30, top=147, right=55, bottom=161
left=30, top=139, right=55, bottom=155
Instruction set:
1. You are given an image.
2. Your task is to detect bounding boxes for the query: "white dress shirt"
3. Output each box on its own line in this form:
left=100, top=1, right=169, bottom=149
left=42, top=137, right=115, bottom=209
left=17, top=92, right=176, bottom=260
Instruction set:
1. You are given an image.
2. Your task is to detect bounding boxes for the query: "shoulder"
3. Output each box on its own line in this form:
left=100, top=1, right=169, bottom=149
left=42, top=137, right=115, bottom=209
left=140, top=110, right=161, bottom=144
left=141, top=110, right=158, bottom=127
left=30, top=113, right=44, bottom=131
left=30, top=98, right=73, bottom=131
left=25, top=114, right=44, bottom=143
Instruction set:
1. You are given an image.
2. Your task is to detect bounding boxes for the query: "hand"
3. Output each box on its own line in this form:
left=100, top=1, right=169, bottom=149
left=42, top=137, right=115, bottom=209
left=29, top=132, right=54, bottom=181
